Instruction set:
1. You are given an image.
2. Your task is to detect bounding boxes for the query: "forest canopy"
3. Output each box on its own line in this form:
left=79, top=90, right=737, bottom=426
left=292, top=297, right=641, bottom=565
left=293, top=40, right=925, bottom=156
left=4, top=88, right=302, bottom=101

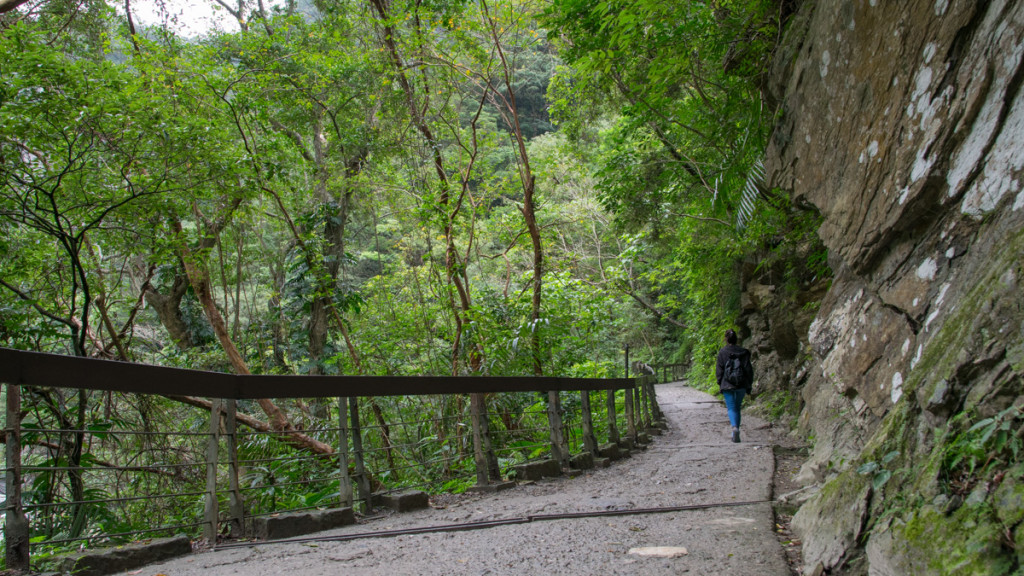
left=1, top=0, right=803, bottom=381
left=0, top=0, right=834, bottom=555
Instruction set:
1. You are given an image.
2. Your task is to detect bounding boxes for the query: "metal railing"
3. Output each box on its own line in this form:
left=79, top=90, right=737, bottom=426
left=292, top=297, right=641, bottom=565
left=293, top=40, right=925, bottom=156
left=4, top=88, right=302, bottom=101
left=0, top=348, right=664, bottom=571
left=660, top=363, right=688, bottom=383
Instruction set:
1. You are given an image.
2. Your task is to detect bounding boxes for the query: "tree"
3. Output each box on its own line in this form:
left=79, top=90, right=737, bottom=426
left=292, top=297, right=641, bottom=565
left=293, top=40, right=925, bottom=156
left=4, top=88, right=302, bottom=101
left=0, top=23, right=206, bottom=536
left=543, top=0, right=779, bottom=228
left=229, top=7, right=384, bottom=378
left=541, top=0, right=796, bottom=381
left=368, top=0, right=491, bottom=376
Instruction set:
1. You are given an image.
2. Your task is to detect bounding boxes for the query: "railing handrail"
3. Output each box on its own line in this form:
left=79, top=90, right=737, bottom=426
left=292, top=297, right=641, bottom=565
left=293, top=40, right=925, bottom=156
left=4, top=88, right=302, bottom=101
left=1, top=346, right=665, bottom=570
left=0, top=347, right=636, bottom=398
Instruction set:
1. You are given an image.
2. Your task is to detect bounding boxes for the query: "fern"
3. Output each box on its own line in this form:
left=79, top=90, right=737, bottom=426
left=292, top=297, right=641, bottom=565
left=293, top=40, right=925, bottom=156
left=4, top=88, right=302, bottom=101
left=735, top=158, right=766, bottom=231
left=711, top=173, right=721, bottom=211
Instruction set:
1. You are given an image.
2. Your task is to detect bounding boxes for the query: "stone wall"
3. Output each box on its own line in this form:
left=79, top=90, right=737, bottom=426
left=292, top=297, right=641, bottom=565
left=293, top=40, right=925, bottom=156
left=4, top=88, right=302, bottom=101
left=764, top=0, right=1024, bottom=573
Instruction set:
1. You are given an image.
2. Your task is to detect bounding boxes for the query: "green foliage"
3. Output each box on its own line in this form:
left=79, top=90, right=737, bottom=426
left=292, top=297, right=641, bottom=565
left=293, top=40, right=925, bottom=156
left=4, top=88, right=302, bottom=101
left=943, top=406, right=1024, bottom=496
left=440, top=477, right=477, bottom=494
left=541, top=0, right=812, bottom=389
left=0, top=0, right=801, bottom=555
left=858, top=450, right=902, bottom=491
left=543, top=0, right=779, bottom=227
left=748, top=388, right=800, bottom=425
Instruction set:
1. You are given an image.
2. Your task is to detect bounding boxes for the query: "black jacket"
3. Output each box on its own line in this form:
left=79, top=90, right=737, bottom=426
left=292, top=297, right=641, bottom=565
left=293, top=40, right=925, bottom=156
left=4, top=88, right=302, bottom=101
left=716, top=344, right=753, bottom=392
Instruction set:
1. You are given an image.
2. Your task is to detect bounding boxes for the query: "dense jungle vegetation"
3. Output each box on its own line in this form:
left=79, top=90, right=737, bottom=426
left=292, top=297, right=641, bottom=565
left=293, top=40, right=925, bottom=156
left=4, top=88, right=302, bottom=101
left=0, top=0, right=822, bottom=557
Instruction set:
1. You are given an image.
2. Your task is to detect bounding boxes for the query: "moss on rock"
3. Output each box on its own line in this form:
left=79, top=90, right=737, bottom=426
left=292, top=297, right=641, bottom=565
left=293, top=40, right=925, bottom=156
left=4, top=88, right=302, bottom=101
left=793, top=470, right=872, bottom=570
left=889, top=504, right=1014, bottom=575
left=994, top=471, right=1024, bottom=528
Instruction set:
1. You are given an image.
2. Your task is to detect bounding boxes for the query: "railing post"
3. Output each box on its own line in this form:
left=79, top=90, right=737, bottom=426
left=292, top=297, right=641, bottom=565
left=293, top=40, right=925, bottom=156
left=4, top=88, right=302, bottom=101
left=625, top=385, right=637, bottom=441
left=638, top=378, right=647, bottom=429
left=636, top=383, right=647, bottom=430
left=349, top=397, right=372, bottom=513
left=337, top=397, right=353, bottom=508
left=605, top=388, right=620, bottom=445
left=623, top=347, right=636, bottom=442
left=485, top=403, right=500, bottom=482
left=644, top=378, right=654, bottom=429
left=649, top=377, right=664, bottom=421
left=470, top=393, right=489, bottom=485
left=224, top=399, right=244, bottom=536
left=647, top=378, right=656, bottom=427
left=580, top=389, right=598, bottom=455
left=204, top=399, right=221, bottom=545
left=647, top=379, right=655, bottom=424
left=639, top=383, right=646, bottom=425
left=546, top=391, right=569, bottom=470
left=5, top=383, right=29, bottom=571
left=636, top=385, right=642, bottom=424
left=470, top=393, right=500, bottom=485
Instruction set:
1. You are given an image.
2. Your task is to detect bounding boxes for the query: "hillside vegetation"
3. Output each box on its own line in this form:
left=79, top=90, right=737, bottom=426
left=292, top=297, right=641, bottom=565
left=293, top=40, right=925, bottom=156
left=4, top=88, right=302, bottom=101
left=0, top=0, right=821, bottom=562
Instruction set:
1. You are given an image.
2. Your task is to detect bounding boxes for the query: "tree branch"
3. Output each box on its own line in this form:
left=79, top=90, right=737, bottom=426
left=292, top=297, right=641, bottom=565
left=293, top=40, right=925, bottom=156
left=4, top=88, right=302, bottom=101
left=0, top=431, right=176, bottom=478
left=0, top=278, right=74, bottom=328
left=0, top=0, right=31, bottom=14
left=269, top=119, right=315, bottom=163
left=616, top=281, right=688, bottom=329
left=668, top=210, right=733, bottom=228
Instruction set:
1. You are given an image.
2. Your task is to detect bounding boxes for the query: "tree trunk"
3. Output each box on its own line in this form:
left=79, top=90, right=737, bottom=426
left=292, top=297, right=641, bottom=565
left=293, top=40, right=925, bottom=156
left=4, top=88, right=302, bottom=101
left=479, top=0, right=544, bottom=375
left=144, top=272, right=196, bottom=350
left=367, top=0, right=476, bottom=372
left=307, top=115, right=338, bottom=377
left=522, top=175, right=543, bottom=375
left=173, top=219, right=334, bottom=456
left=67, top=389, right=88, bottom=538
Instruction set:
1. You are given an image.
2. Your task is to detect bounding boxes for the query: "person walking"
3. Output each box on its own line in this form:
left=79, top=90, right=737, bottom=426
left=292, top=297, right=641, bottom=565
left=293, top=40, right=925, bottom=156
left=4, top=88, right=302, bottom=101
left=716, top=329, right=754, bottom=443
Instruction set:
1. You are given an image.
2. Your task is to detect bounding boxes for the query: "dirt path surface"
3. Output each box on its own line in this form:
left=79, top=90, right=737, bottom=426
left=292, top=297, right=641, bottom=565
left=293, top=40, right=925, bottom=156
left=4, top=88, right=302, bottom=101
left=140, top=383, right=794, bottom=575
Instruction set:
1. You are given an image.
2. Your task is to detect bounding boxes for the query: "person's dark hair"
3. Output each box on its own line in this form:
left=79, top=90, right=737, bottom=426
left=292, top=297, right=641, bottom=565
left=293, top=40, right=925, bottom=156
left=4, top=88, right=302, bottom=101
left=725, top=329, right=737, bottom=345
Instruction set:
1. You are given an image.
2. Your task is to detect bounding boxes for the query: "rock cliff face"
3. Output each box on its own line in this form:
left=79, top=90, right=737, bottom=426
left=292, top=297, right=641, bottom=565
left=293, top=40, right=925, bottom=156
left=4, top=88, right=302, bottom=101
left=764, top=0, right=1024, bottom=573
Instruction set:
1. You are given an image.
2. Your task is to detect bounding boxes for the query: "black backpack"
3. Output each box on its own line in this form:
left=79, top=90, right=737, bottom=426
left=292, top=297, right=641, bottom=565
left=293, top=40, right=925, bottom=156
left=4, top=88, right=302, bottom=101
left=723, top=353, right=748, bottom=388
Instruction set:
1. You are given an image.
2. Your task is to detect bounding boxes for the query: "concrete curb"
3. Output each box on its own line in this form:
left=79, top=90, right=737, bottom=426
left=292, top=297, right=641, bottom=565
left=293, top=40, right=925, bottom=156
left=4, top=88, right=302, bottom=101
left=58, top=535, right=191, bottom=576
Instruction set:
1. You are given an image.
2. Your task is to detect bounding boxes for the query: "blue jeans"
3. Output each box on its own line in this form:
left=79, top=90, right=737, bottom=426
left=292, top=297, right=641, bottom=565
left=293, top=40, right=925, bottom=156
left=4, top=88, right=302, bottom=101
left=722, top=389, right=747, bottom=428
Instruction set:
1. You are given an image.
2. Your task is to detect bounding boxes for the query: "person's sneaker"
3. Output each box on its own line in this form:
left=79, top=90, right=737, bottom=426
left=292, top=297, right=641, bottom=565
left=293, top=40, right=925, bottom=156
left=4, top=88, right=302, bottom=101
left=732, top=428, right=741, bottom=443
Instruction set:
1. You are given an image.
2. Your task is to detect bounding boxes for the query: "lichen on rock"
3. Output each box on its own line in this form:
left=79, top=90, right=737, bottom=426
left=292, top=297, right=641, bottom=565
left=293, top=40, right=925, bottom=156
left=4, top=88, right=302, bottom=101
left=765, top=0, right=1024, bottom=573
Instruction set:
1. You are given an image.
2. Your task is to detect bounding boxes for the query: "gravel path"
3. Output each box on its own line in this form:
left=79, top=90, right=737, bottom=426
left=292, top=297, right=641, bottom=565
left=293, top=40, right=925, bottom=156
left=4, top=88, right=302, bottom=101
left=140, top=382, right=792, bottom=575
